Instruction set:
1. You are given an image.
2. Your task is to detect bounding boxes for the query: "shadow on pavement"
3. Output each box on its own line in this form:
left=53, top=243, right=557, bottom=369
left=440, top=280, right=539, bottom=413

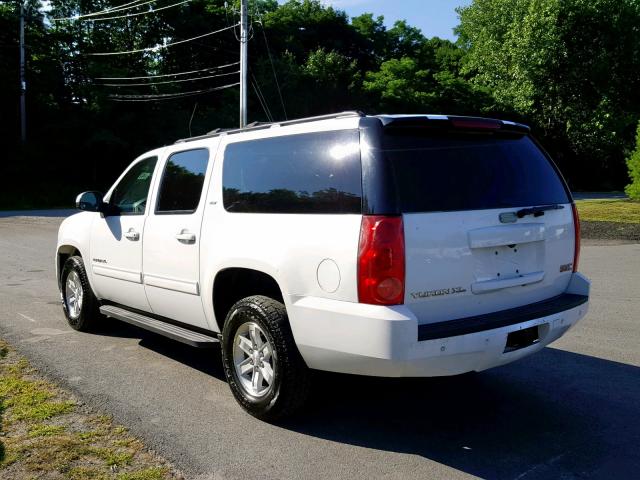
left=92, top=320, right=226, bottom=380
left=289, top=348, right=640, bottom=479
left=0, top=209, right=76, bottom=218
left=93, top=320, right=640, bottom=479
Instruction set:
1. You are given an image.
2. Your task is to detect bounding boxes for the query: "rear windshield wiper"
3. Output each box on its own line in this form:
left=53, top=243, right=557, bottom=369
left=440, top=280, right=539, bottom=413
left=516, top=204, right=564, bottom=218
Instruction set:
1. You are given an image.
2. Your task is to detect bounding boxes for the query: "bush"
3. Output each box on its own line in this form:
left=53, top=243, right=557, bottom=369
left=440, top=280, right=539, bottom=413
left=626, top=121, right=640, bottom=200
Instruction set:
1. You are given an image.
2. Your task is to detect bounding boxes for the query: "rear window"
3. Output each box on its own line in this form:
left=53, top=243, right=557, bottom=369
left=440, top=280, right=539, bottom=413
left=383, top=132, right=570, bottom=213
left=222, top=130, right=362, bottom=214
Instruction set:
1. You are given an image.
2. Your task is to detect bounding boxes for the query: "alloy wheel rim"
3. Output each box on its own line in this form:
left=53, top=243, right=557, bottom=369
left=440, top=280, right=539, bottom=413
left=65, top=271, right=83, bottom=320
left=232, top=321, right=275, bottom=398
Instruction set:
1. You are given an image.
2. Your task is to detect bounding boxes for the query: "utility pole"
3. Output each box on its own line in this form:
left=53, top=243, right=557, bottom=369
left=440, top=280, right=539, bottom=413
left=19, top=0, right=26, bottom=143
left=239, top=0, right=248, bottom=128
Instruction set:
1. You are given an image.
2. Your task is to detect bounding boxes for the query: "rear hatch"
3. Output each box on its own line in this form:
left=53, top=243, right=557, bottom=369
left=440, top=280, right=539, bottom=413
left=382, top=117, right=576, bottom=324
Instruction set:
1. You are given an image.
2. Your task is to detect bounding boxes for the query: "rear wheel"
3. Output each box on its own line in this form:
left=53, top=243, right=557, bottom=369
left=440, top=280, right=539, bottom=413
left=221, top=295, right=310, bottom=421
left=61, top=256, right=101, bottom=332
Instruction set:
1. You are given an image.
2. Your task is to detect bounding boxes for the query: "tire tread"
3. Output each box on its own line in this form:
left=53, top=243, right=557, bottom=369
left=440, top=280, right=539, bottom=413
left=222, top=295, right=310, bottom=421
left=61, top=256, right=101, bottom=332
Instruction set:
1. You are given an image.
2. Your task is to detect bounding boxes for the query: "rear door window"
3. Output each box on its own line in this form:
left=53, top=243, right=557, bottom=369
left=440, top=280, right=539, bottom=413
left=222, top=130, right=362, bottom=213
left=156, top=148, right=209, bottom=214
left=383, top=132, right=569, bottom=213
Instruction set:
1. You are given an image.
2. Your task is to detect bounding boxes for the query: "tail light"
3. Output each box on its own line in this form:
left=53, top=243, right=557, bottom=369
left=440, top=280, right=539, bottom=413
left=358, top=215, right=405, bottom=305
left=571, top=203, right=581, bottom=272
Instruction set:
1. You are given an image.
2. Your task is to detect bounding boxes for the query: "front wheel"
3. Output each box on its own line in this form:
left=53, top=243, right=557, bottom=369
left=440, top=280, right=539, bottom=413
left=61, top=256, right=101, bottom=332
left=221, top=295, right=311, bottom=421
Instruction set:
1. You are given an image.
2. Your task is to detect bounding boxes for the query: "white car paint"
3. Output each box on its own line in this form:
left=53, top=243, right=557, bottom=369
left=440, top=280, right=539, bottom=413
left=141, top=141, right=220, bottom=328
left=289, top=272, right=589, bottom=376
left=402, top=206, right=575, bottom=324
left=56, top=113, right=590, bottom=377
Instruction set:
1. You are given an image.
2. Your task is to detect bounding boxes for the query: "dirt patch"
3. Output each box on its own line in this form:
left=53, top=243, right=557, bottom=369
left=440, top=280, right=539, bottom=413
left=581, top=221, right=640, bottom=243
left=0, top=339, right=183, bottom=480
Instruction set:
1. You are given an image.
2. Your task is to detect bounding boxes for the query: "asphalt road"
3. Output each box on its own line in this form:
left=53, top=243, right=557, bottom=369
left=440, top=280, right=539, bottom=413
left=1, top=215, right=639, bottom=480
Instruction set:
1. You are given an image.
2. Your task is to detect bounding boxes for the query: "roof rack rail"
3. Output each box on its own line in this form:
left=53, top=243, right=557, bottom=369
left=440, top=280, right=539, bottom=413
left=276, top=111, right=364, bottom=127
left=175, top=111, right=364, bottom=144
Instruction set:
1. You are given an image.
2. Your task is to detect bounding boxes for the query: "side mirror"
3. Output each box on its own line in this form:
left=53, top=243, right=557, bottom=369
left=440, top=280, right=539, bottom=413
left=76, top=191, right=105, bottom=212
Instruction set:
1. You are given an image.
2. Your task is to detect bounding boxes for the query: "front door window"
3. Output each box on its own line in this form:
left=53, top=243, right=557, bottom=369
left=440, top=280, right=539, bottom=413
left=109, top=157, right=157, bottom=215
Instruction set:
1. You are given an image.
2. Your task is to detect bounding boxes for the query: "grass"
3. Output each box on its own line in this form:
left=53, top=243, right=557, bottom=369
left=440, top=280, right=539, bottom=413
left=575, top=199, right=640, bottom=223
left=0, top=339, right=177, bottom=479
left=28, top=423, right=67, bottom=437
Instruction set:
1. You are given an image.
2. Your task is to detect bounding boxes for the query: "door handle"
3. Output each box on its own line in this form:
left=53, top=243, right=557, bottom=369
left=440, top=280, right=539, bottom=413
left=175, top=230, right=196, bottom=244
left=124, top=229, right=140, bottom=241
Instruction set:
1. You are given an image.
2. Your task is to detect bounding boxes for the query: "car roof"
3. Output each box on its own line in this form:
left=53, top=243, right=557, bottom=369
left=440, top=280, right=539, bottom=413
left=173, top=111, right=530, bottom=145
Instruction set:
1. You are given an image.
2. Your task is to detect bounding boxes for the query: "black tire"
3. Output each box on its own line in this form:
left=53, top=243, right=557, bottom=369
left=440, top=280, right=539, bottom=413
left=61, top=256, right=102, bottom=332
left=221, top=295, right=311, bottom=421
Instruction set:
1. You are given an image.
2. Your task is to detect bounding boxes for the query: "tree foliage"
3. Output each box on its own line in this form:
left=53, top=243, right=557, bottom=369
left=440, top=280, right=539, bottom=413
left=457, top=0, right=640, bottom=190
left=626, top=122, right=640, bottom=200
left=1, top=0, right=639, bottom=208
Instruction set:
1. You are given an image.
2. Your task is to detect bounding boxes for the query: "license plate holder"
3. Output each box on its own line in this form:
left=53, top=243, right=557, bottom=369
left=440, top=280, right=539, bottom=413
left=504, top=325, right=541, bottom=353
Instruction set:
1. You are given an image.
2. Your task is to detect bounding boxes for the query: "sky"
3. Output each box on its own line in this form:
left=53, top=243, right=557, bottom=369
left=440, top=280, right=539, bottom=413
left=278, top=0, right=472, bottom=41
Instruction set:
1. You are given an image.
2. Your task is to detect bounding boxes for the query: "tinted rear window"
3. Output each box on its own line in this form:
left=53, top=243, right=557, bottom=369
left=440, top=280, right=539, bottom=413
left=222, top=130, right=362, bottom=214
left=384, top=132, right=569, bottom=213
left=156, top=148, right=209, bottom=214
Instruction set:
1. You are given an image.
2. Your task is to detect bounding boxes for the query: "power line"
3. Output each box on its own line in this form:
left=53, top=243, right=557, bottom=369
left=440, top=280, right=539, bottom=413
left=81, top=0, right=192, bottom=22
left=98, top=0, right=149, bottom=12
left=80, top=0, right=148, bottom=17
left=251, top=77, right=272, bottom=122
left=109, top=81, right=240, bottom=101
left=102, top=0, right=149, bottom=11
left=250, top=72, right=273, bottom=122
left=51, top=0, right=157, bottom=22
left=224, top=1, right=253, bottom=43
left=188, top=102, right=198, bottom=136
left=51, top=0, right=155, bottom=22
left=110, top=84, right=239, bottom=101
left=99, top=69, right=239, bottom=86
left=95, top=61, right=239, bottom=80
left=255, top=16, right=287, bottom=120
left=88, top=24, right=237, bottom=56
left=224, top=1, right=241, bottom=42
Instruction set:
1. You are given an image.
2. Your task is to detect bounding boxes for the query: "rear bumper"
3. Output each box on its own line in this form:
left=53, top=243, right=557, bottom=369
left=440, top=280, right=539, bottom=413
left=289, top=273, right=590, bottom=377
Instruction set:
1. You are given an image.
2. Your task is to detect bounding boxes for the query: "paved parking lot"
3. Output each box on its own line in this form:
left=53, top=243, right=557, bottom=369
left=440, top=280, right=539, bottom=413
left=0, top=214, right=639, bottom=479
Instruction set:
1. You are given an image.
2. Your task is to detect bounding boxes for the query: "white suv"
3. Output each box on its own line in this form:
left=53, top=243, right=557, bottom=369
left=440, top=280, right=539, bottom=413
left=56, top=112, right=590, bottom=420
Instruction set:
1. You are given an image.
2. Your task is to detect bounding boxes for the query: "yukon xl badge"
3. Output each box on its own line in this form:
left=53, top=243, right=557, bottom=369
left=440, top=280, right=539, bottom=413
left=410, top=286, right=467, bottom=300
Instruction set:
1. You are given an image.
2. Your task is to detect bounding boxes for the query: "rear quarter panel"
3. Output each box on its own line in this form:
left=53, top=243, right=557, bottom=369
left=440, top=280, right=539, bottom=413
left=199, top=118, right=363, bottom=332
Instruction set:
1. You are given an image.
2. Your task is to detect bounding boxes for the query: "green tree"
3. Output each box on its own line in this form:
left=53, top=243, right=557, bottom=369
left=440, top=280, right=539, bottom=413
left=387, top=20, right=424, bottom=59
left=8, top=0, right=637, bottom=207
left=363, top=57, right=433, bottom=111
left=351, top=13, right=388, bottom=64
left=456, top=0, right=640, bottom=189
left=626, top=121, right=640, bottom=200
left=263, top=0, right=356, bottom=61
left=302, top=48, right=360, bottom=111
